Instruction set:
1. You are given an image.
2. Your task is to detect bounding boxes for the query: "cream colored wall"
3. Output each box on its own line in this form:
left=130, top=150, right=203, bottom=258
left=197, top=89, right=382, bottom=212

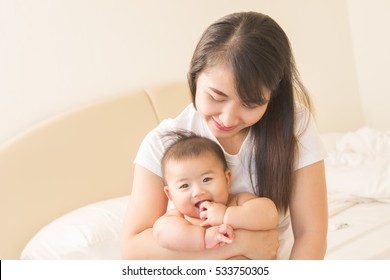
left=0, top=0, right=371, bottom=146
left=347, top=0, right=390, bottom=131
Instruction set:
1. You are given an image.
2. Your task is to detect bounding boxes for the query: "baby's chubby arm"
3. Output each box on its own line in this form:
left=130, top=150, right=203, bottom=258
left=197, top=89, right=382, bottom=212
left=153, top=209, right=206, bottom=251
left=200, top=193, right=278, bottom=230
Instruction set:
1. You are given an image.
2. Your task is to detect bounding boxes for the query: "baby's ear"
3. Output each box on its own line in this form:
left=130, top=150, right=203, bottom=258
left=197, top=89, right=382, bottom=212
left=225, top=169, right=232, bottom=186
left=163, top=186, right=171, bottom=200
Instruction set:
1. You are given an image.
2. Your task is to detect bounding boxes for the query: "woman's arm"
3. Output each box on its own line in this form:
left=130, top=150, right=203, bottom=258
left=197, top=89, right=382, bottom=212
left=289, top=160, right=328, bottom=259
left=120, top=165, right=279, bottom=259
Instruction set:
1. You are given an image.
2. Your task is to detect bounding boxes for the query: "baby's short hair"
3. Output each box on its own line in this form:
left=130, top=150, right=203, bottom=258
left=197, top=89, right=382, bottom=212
left=161, top=130, right=228, bottom=178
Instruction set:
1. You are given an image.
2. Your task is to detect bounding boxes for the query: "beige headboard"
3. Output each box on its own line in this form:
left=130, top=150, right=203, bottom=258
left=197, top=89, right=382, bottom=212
left=0, top=81, right=192, bottom=259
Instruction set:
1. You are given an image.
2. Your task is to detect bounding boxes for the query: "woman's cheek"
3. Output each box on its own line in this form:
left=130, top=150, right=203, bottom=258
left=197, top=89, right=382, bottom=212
left=196, top=95, right=217, bottom=115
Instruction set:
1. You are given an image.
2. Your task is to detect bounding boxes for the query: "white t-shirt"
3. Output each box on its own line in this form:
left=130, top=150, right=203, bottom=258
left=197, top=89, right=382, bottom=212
left=134, top=103, right=327, bottom=258
left=135, top=103, right=326, bottom=186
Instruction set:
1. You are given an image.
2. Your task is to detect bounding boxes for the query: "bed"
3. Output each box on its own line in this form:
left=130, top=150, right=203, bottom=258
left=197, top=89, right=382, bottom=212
left=1, top=81, right=389, bottom=260
left=17, top=128, right=390, bottom=260
left=323, top=128, right=390, bottom=259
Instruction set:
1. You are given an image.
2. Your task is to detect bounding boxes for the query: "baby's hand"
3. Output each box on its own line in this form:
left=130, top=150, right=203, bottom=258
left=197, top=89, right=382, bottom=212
left=199, top=201, right=227, bottom=227
left=205, top=224, right=234, bottom=249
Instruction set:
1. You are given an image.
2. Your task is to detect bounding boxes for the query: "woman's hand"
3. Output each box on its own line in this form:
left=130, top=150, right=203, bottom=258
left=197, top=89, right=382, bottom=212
left=232, top=229, right=279, bottom=259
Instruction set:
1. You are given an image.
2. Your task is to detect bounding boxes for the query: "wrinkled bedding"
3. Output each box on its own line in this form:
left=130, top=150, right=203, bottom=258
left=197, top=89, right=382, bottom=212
left=324, top=127, right=390, bottom=259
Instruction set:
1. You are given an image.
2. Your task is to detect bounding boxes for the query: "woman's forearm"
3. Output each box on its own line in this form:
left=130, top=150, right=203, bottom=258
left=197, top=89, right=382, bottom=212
left=121, top=228, right=280, bottom=260
left=121, top=227, right=241, bottom=260
left=233, top=229, right=279, bottom=260
left=289, top=232, right=327, bottom=260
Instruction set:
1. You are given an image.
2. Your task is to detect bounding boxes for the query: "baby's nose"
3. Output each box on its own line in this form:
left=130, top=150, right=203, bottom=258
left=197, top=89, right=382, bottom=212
left=192, top=185, right=206, bottom=197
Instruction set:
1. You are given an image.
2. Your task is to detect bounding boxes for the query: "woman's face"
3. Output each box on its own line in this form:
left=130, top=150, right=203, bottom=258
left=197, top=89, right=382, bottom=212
left=195, top=64, right=270, bottom=141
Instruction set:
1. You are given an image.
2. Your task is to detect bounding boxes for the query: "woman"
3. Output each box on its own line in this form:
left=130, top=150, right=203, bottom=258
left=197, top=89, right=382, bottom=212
left=121, top=11, right=328, bottom=259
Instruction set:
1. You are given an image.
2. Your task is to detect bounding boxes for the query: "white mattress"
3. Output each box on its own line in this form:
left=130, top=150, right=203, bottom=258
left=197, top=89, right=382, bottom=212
left=326, top=196, right=390, bottom=259
left=323, top=127, right=390, bottom=259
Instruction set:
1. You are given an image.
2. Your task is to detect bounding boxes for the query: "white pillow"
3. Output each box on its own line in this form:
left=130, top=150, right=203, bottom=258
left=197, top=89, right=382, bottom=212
left=21, top=196, right=129, bottom=259
left=323, top=127, right=390, bottom=200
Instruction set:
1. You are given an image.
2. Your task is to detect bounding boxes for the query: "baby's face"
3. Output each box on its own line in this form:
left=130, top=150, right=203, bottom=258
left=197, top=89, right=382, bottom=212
left=163, top=152, right=231, bottom=218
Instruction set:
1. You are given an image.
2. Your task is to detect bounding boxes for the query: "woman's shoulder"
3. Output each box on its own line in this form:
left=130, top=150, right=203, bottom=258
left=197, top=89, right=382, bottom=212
left=140, top=104, right=205, bottom=151
left=293, top=102, right=316, bottom=135
left=147, top=104, right=209, bottom=139
left=134, top=105, right=205, bottom=177
left=157, top=104, right=199, bottom=129
left=293, top=103, right=327, bottom=169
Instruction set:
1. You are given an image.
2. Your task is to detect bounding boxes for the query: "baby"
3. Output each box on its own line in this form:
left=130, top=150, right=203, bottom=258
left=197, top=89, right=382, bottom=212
left=153, top=130, right=278, bottom=251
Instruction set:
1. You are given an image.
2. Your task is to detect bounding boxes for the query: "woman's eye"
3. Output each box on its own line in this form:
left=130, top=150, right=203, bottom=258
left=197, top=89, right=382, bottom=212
left=242, top=102, right=259, bottom=109
left=209, top=93, right=224, bottom=102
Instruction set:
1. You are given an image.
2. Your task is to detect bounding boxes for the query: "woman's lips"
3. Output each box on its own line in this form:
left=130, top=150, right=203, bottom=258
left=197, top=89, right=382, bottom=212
left=212, top=118, right=234, bottom=132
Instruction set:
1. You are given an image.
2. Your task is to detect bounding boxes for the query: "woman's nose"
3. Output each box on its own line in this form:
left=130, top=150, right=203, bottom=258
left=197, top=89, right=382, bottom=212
left=220, top=106, right=239, bottom=127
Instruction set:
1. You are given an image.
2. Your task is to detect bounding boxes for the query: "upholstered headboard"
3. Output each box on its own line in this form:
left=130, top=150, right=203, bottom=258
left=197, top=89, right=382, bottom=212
left=0, top=81, right=191, bottom=259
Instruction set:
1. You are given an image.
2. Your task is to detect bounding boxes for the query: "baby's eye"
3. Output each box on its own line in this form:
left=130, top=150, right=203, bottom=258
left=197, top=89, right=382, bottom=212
left=203, top=177, right=213, bottom=183
left=179, top=184, right=189, bottom=189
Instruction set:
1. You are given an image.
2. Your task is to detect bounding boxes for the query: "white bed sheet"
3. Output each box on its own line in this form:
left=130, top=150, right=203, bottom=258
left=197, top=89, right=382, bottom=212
left=323, top=127, right=390, bottom=259
left=326, top=195, right=390, bottom=259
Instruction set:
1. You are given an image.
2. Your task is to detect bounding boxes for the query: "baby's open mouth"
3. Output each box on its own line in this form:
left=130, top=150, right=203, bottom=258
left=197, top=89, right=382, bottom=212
left=195, top=200, right=210, bottom=208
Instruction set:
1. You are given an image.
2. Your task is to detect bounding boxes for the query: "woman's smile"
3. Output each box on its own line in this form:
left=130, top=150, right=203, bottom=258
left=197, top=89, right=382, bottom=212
left=212, top=117, right=235, bottom=132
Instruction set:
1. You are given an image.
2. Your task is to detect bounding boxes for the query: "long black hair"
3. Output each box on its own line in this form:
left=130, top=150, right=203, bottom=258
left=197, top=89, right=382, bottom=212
left=188, top=11, right=312, bottom=213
